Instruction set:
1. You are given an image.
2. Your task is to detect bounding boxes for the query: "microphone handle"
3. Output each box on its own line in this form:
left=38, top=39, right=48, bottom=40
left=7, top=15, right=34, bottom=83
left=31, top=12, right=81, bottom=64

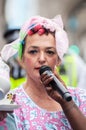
left=47, top=72, right=72, bottom=102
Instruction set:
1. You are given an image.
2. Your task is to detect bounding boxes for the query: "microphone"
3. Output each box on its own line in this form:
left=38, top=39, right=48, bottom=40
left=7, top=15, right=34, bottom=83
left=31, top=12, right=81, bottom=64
left=39, top=65, right=72, bottom=102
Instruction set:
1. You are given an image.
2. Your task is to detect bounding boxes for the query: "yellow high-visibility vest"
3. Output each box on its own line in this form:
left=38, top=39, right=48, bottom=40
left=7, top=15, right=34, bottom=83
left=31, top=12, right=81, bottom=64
left=56, top=54, right=77, bottom=87
left=10, top=77, right=26, bottom=89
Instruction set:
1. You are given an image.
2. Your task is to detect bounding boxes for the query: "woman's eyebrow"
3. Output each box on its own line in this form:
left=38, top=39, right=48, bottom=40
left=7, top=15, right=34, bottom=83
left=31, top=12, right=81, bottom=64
left=28, top=46, right=56, bottom=50
left=46, top=47, right=55, bottom=49
left=46, top=47, right=56, bottom=51
left=29, top=46, right=38, bottom=49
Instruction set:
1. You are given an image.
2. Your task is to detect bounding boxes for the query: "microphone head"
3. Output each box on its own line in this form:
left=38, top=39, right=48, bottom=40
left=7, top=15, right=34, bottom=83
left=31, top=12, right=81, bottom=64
left=39, top=65, right=52, bottom=75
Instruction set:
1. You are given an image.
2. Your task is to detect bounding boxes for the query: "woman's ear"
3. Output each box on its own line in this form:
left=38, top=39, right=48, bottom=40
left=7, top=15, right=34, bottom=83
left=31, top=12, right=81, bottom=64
left=54, top=57, right=61, bottom=73
left=56, top=57, right=61, bottom=66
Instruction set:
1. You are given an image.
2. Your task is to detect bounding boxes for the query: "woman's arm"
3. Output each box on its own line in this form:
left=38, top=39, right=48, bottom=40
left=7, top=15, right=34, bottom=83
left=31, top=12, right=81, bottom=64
left=60, top=99, right=86, bottom=130
left=40, top=70, right=86, bottom=130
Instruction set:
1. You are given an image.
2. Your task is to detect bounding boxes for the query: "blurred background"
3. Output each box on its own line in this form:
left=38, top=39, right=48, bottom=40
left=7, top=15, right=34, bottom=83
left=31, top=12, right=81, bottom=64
left=0, top=0, right=86, bottom=89
left=0, top=0, right=86, bottom=61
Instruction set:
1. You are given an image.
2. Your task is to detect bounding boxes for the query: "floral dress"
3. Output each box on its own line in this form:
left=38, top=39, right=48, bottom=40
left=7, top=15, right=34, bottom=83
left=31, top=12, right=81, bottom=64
left=0, top=86, right=86, bottom=130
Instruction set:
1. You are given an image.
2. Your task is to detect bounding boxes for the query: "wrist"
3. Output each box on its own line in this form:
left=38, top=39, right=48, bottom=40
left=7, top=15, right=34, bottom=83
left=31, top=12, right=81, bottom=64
left=60, top=99, right=76, bottom=113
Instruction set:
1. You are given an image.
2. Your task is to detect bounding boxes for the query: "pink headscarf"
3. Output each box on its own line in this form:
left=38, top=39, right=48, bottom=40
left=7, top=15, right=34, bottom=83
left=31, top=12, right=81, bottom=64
left=1, top=15, right=69, bottom=62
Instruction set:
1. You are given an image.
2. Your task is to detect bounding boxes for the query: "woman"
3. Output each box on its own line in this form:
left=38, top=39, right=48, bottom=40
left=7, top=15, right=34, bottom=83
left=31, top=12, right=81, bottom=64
left=0, top=15, right=86, bottom=130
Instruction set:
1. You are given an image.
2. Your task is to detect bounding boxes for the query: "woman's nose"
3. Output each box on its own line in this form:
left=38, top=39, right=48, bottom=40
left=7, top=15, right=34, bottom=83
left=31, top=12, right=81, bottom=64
left=38, top=52, right=46, bottom=63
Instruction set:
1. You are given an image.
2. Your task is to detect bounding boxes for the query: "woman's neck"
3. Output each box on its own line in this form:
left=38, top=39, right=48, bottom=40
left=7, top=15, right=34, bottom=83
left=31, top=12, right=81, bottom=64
left=23, top=76, right=48, bottom=98
left=23, top=77, right=62, bottom=112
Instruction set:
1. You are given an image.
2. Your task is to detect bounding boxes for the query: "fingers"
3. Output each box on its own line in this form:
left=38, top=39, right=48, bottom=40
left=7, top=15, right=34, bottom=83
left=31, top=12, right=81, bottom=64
left=40, top=71, right=64, bottom=102
left=41, top=72, right=54, bottom=86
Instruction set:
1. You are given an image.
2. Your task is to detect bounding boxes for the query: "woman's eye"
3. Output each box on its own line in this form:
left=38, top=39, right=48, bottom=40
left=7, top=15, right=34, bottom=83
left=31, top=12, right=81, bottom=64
left=46, top=50, right=55, bottom=55
left=28, top=50, right=38, bottom=54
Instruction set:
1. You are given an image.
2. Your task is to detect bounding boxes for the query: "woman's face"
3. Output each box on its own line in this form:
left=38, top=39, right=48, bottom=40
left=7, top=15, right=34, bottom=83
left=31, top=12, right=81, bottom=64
left=22, top=33, right=60, bottom=80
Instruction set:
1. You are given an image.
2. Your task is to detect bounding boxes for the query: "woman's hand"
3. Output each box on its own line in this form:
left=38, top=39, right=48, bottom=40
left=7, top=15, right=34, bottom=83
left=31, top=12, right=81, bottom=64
left=40, top=67, right=67, bottom=103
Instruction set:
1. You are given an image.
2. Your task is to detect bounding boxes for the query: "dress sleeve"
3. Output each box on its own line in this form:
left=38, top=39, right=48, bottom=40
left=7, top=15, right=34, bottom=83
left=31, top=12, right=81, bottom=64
left=70, top=88, right=86, bottom=116
left=78, top=89, right=86, bottom=115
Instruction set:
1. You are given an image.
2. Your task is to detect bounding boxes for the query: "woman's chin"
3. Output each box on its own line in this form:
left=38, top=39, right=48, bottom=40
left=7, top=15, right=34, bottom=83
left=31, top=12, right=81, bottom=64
left=33, top=73, right=41, bottom=80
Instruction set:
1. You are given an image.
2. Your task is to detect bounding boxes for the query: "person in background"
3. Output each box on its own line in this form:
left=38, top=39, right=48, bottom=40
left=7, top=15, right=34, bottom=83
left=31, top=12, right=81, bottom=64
left=0, top=15, right=86, bottom=130
left=56, top=44, right=86, bottom=88
left=8, top=54, right=26, bottom=89
left=3, top=29, right=26, bottom=89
